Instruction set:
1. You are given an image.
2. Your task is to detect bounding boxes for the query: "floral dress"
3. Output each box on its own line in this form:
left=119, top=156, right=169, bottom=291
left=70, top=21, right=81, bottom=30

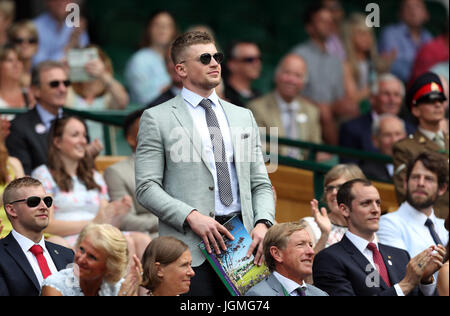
left=31, top=165, right=109, bottom=246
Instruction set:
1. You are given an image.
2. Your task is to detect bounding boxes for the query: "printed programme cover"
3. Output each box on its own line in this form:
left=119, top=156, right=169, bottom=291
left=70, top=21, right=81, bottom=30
left=198, top=216, right=270, bottom=296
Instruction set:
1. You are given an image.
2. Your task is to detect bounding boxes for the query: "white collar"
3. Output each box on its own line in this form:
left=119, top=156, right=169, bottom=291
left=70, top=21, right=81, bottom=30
left=401, top=201, right=437, bottom=226
left=273, top=271, right=307, bottom=295
left=418, top=127, right=443, bottom=141
left=274, top=92, right=299, bottom=112
left=11, top=229, right=47, bottom=254
left=345, top=230, right=379, bottom=253
left=182, top=87, right=220, bottom=109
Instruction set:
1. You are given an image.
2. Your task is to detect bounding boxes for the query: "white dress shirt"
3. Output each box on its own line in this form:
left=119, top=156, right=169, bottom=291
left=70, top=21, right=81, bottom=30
left=378, top=202, right=449, bottom=258
left=182, top=88, right=241, bottom=215
left=273, top=271, right=307, bottom=296
left=346, top=231, right=435, bottom=296
left=11, top=230, right=58, bottom=287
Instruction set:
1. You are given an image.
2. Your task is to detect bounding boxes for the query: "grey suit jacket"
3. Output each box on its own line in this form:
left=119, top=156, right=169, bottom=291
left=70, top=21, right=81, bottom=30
left=103, top=155, right=159, bottom=239
left=245, top=273, right=328, bottom=296
left=135, top=95, right=275, bottom=267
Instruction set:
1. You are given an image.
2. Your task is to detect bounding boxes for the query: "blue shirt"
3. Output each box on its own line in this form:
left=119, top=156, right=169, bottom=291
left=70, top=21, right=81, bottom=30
left=291, top=40, right=344, bottom=104
left=124, top=48, right=171, bottom=105
left=33, top=13, right=90, bottom=66
left=378, top=22, right=432, bottom=82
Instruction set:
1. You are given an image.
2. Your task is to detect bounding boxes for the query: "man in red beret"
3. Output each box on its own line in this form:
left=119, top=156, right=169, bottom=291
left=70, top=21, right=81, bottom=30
left=393, top=72, right=448, bottom=219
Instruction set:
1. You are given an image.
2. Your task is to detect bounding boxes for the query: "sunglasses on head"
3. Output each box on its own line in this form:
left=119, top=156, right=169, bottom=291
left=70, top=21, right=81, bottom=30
left=48, top=80, right=71, bottom=88
left=13, top=37, right=38, bottom=45
left=8, top=196, right=53, bottom=208
left=180, top=52, right=224, bottom=65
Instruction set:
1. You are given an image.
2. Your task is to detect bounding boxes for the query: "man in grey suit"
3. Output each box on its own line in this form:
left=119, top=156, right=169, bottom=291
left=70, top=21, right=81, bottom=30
left=135, top=31, right=275, bottom=296
left=104, top=109, right=158, bottom=239
left=246, top=222, right=328, bottom=296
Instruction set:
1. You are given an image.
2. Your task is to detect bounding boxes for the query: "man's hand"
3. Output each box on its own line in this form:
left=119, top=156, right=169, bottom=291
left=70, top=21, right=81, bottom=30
left=399, top=247, right=434, bottom=295
left=186, top=210, right=234, bottom=255
left=421, top=245, right=446, bottom=284
left=248, top=223, right=269, bottom=266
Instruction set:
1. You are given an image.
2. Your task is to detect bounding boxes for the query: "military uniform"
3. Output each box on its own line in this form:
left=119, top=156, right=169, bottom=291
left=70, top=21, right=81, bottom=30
left=393, top=72, right=449, bottom=219
left=393, top=130, right=449, bottom=219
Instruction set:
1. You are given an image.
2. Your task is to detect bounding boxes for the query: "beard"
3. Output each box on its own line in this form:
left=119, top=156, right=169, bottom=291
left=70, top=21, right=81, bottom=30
left=406, top=188, right=439, bottom=210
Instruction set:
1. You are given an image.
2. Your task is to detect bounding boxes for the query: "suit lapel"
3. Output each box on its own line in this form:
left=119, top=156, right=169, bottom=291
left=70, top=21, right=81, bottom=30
left=266, top=273, right=284, bottom=296
left=46, top=242, right=68, bottom=271
left=378, top=244, right=400, bottom=286
left=340, top=235, right=390, bottom=290
left=30, top=107, right=50, bottom=157
left=170, top=95, right=214, bottom=176
left=267, top=94, right=285, bottom=136
left=3, top=234, right=40, bottom=292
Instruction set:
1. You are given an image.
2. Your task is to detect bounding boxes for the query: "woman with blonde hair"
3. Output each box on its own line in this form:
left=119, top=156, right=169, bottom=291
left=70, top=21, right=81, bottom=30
left=342, top=13, right=394, bottom=108
left=41, top=223, right=143, bottom=296
left=8, top=20, right=39, bottom=88
left=141, top=236, right=195, bottom=296
left=301, top=164, right=366, bottom=253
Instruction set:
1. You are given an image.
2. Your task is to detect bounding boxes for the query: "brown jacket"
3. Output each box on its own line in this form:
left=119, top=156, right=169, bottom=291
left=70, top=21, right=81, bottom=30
left=247, top=92, right=322, bottom=159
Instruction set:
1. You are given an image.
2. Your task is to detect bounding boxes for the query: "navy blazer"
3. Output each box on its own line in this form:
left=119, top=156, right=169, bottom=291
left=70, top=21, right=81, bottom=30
left=338, top=113, right=416, bottom=164
left=312, top=235, right=421, bottom=296
left=0, top=233, right=74, bottom=296
left=5, top=107, right=49, bottom=175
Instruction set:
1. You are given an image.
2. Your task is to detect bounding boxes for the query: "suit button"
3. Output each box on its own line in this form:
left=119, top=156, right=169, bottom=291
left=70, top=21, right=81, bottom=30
left=209, top=186, right=214, bottom=191
left=209, top=212, right=214, bottom=217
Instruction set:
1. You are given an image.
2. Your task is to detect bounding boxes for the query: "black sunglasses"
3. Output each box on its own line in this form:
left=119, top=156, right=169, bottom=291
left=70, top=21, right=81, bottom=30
left=13, top=37, right=38, bottom=45
left=49, top=80, right=71, bottom=88
left=236, top=56, right=262, bottom=63
left=180, top=52, right=224, bottom=65
left=8, top=196, right=53, bottom=208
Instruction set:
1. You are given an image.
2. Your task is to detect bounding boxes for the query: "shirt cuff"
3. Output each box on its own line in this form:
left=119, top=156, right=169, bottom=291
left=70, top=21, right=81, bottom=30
left=394, top=284, right=405, bottom=296
left=419, top=278, right=437, bottom=296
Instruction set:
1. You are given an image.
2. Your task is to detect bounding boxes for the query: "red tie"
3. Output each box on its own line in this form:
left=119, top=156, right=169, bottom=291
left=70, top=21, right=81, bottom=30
left=367, top=242, right=391, bottom=287
left=29, top=245, right=52, bottom=279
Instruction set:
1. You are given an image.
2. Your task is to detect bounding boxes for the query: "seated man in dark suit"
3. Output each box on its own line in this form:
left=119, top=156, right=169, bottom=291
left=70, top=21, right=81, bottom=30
left=339, top=73, right=415, bottom=164
left=0, top=177, right=74, bottom=296
left=246, top=222, right=328, bottom=296
left=360, top=114, right=407, bottom=181
left=313, top=179, right=445, bottom=296
left=5, top=61, right=102, bottom=175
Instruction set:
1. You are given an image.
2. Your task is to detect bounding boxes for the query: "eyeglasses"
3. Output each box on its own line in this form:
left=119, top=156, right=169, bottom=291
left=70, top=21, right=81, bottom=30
left=48, top=80, right=71, bottom=88
left=180, top=52, right=224, bottom=65
left=325, top=184, right=342, bottom=193
left=8, top=196, right=53, bottom=208
left=236, top=56, right=261, bottom=63
left=12, top=37, right=38, bottom=45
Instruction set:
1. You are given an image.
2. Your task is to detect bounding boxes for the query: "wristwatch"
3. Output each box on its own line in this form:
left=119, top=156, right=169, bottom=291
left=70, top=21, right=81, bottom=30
left=255, top=219, right=273, bottom=229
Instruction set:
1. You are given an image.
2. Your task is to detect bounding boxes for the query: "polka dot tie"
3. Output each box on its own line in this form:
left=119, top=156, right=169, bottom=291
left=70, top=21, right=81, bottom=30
left=199, top=99, right=233, bottom=206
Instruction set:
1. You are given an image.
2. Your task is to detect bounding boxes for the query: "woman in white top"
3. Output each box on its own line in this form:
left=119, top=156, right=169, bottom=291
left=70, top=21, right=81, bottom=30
left=31, top=116, right=151, bottom=258
left=41, top=223, right=143, bottom=296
